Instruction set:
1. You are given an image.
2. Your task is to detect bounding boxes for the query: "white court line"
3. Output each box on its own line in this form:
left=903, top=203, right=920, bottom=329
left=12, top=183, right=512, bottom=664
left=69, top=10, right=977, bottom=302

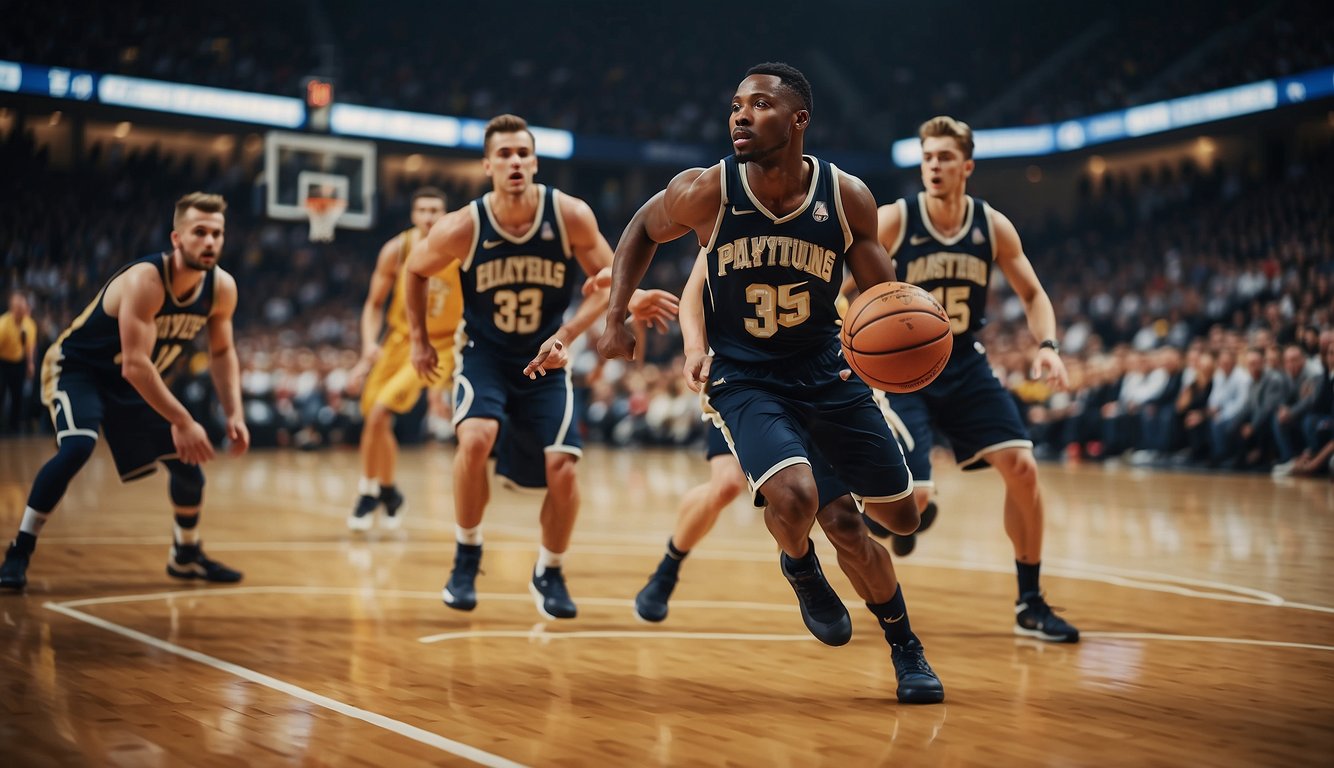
left=418, top=629, right=813, bottom=644
left=37, top=536, right=1334, bottom=615
left=1082, top=631, right=1334, bottom=653
left=43, top=601, right=527, bottom=768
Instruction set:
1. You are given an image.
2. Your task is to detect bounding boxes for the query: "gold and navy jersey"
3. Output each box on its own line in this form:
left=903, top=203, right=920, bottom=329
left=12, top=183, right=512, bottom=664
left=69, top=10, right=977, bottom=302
left=460, top=184, right=574, bottom=356
left=889, top=192, right=995, bottom=335
left=703, top=154, right=851, bottom=364
left=385, top=227, right=462, bottom=345
left=52, top=252, right=214, bottom=377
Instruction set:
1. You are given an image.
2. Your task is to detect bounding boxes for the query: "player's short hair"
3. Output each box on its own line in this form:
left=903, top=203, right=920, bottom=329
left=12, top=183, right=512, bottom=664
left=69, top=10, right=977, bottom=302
left=483, top=114, right=535, bottom=155
left=744, top=62, right=813, bottom=115
left=412, top=187, right=447, bottom=206
left=173, top=192, right=227, bottom=229
left=919, top=116, right=974, bottom=159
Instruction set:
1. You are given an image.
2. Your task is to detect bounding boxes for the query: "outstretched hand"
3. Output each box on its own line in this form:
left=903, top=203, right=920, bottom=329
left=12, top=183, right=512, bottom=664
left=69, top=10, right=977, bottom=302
left=628, top=288, right=680, bottom=334
left=525, top=335, right=569, bottom=378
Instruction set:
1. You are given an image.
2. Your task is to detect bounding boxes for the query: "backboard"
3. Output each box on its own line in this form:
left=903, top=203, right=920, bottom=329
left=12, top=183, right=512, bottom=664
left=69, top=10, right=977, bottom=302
left=264, top=131, right=376, bottom=230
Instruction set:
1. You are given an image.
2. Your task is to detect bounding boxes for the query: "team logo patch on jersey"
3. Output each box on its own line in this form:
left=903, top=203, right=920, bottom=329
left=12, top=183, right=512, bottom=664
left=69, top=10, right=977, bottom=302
left=541, top=222, right=555, bottom=241
left=972, top=227, right=986, bottom=245
left=812, top=201, right=829, bottom=222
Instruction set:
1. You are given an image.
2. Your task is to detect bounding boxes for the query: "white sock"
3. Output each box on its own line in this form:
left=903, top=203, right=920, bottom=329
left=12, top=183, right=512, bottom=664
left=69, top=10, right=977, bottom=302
left=19, top=507, right=50, bottom=537
left=358, top=477, right=380, bottom=497
left=455, top=524, right=483, bottom=546
left=174, top=523, right=200, bottom=546
left=536, top=545, right=564, bottom=575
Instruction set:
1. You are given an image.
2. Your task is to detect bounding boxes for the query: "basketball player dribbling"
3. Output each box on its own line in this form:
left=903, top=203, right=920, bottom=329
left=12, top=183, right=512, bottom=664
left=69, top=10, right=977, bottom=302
left=879, top=116, right=1078, bottom=642
left=600, top=63, right=943, bottom=703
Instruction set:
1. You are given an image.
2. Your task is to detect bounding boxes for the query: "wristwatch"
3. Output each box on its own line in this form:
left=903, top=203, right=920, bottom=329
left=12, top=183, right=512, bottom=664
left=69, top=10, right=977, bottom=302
left=1039, top=339, right=1060, bottom=354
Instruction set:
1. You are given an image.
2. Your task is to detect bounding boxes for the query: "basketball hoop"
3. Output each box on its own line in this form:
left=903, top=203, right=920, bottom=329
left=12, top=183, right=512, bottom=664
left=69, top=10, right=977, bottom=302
left=304, top=196, right=347, bottom=242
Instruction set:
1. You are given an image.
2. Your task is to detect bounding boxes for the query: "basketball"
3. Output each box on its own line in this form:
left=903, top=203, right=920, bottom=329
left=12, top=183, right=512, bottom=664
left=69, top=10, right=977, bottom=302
left=840, top=282, right=953, bottom=393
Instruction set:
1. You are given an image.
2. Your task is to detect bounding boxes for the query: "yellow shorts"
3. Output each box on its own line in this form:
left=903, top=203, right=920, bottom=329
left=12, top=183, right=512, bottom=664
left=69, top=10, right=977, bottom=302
left=360, top=336, right=454, bottom=416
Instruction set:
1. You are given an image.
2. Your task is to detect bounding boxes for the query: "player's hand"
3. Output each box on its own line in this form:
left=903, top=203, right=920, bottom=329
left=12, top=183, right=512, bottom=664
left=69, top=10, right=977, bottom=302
left=226, top=416, right=250, bottom=456
left=347, top=347, right=379, bottom=393
left=683, top=351, right=712, bottom=393
left=628, top=288, right=680, bottom=334
left=838, top=369, right=853, bottom=381
left=411, top=339, right=440, bottom=384
left=598, top=320, right=637, bottom=361
left=583, top=267, right=613, bottom=297
left=524, top=335, right=568, bottom=379
left=1031, top=348, right=1068, bottom=391
left=171, top=420, right=215, bottom=465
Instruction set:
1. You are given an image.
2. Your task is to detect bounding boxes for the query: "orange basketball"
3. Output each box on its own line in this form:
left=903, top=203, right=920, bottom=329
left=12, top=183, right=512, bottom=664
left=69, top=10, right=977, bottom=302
left=840, top=282, right=953, bottom=393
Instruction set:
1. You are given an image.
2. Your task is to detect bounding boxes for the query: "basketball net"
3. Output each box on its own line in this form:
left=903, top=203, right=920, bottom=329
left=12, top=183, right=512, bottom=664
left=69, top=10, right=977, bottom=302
left=304, top=196, right=347, bottom=242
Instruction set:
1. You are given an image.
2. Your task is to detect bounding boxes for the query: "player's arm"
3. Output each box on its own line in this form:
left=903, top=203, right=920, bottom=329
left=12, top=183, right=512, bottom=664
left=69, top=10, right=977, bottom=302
left=877, top=199, right=907, bottom=276
left=600, top=165, right=719, bottom=360
left=991, top=207, right=1068, bottom=390
left=22, top=316, right=36, bottom=377
left=116, top=265, right=214, bottom=464
left=404, top=210, right=470, bottom=383
left=351, top=235, right=402, bottom=381
left=524, top=195, right=613, bottom=378
left=680, top=248, right=712, bottom=393
left=206, top=268, right=249, bottom=455
left=838, top=173, right=897, bottom=290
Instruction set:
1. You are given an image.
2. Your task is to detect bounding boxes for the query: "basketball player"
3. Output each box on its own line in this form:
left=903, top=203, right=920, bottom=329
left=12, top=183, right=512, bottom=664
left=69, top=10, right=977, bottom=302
left=0, top=193, right=248, bottom=590
left=347, top=187, right=455, bottom=531
left=405, top=114, right=675, bottom=620
left=879, top=116, right=1078, bottom=642
left=600, top=63, right=944, bottom=703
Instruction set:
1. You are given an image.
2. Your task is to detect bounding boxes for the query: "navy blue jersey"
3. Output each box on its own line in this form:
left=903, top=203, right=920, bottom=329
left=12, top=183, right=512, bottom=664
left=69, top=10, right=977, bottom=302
left=889, top=192, right=995, bottom=335
left=703, top=155, right=852, bottom=364
left=53, top=252, right=215, bottom=377
left=460, top=184, right=575, bottom=357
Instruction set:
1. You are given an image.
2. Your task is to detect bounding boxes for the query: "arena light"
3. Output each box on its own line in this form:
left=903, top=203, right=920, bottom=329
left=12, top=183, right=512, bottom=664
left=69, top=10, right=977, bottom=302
left=99, top=75, right=304, bottom=128
left=330, top=104, right=462, bottom=147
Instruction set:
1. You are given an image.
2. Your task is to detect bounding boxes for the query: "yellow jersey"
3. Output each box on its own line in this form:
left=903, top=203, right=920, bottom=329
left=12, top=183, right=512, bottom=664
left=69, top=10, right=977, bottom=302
left=0, top=311, right=37, bottom=364
left=384, top=228, right=462, bottom=346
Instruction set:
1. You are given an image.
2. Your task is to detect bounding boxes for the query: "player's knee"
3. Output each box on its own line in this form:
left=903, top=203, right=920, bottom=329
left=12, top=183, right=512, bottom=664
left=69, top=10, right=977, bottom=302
left=166, top=461, right=205, bottom=507
left=544, top=453, right=578, bottom=494
left=867, top=497, right=920, bottom=536
left=998, top=449, right=1039, bottom=488
left=764, top=471, right=819, bottom=522
left=818, top=497, right=866, bottom=547
left=57, top=435, right=98, bottom=467
left=364, top=405, right=393, bottom=429
left=455, top=422, right=498, bottom=460
left=713, top=469, right=748, bottom=505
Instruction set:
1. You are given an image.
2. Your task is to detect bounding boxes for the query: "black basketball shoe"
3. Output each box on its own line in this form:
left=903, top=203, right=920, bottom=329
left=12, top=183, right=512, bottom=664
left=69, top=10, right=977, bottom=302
left=634, top=559, right=679, bottom=623
left=530, top=566, right=577, bottom=619
left=442, top=543, right=482, bottom=611
left=347, top=493, right=379, bottom=532
left=892, top=500, right=938, bottom=557
left=380, top=486, right=406, bottom=531
left=891, top=637, right=946, bottom=704
left=1, top=541, right=30, bottom=590
left=167, top=543, right=243, bottom=583
left=1014, top=591, right=1080, bottom=643
left=779, top=543, right=852, bottom=646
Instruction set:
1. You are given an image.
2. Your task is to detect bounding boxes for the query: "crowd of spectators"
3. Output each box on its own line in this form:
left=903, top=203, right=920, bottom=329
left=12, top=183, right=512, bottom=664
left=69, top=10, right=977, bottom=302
left=6, top=1, right=1330, bottom=151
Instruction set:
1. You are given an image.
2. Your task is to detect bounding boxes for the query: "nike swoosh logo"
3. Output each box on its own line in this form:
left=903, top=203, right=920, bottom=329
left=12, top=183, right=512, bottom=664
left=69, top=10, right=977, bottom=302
left=882, top=612, right=905, bottom=624
left=482, top=239, right=506, bottom=249
left=909, top=235, right=932, bottom=246
left=730, top=206, right=756, bottom=215
left=711, top=377, right=726, bottom=386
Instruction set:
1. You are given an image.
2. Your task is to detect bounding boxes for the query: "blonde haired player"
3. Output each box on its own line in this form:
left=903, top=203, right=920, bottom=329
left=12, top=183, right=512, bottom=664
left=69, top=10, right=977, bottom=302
left=348, top=187, right=458, bottom=531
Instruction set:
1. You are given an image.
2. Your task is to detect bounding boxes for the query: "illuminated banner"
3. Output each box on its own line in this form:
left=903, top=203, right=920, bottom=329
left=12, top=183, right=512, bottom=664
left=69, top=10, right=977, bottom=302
left=891, top=65, right=1334, bottom=167
left=98, top=75, right=304, bottom=128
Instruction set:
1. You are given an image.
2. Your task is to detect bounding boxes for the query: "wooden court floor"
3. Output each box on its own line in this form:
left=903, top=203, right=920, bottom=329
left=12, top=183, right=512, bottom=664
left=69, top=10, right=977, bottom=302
left=1, top=437, right=1331, bottom=766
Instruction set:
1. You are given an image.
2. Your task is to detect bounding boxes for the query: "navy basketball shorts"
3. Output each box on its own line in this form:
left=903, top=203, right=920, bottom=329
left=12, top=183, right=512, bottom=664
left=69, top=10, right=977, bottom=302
left=43, top=366, right=176, bottom=481
left=883, top=335, right=1033, bottom=485
left=701, top=342, right=912, bottom=509
left=453, top=342, right=582, bottom=486
left=703, top=416, right=850, bottom=509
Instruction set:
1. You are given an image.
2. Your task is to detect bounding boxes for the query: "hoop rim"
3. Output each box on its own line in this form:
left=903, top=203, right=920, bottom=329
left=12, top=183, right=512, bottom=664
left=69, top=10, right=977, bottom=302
left=304, top=196, right=348, bottom=214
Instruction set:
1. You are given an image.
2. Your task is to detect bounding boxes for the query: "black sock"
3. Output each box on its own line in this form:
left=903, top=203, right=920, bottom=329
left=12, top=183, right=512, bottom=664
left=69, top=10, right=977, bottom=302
left=667, top=537, right=688, bottom=560
left=784, top=539, right=817, bottom=568
left=1017, top=560, right=1041, bottom=599
left=175, top=514, right=199, bottom=530
left=866, top=584, right=916, bottom=647
left=14, top=531, right=36, bottom=554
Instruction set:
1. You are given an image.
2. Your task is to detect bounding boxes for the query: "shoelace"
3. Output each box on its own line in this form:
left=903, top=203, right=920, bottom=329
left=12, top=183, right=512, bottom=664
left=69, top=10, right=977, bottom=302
left=790, top=568, right=842, bottom=615
left=894, top=647, right=934, bottom=674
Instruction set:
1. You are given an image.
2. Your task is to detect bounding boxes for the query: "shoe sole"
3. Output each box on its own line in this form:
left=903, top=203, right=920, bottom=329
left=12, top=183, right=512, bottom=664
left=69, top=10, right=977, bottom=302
left=897, top=687, right=946, bottom=704
left=0, top=579, right=25, bottom=590
left=441, top=587, right=477, bottom=611
left=529, top=581, right=576, bottom=620
left=382, top=501, right=407, bottom=530
left=1013, top=624, right=1080, bottom=643
left=633, top=601, right=667, bottom=623
left=347, top=515, right=374, bottom=532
